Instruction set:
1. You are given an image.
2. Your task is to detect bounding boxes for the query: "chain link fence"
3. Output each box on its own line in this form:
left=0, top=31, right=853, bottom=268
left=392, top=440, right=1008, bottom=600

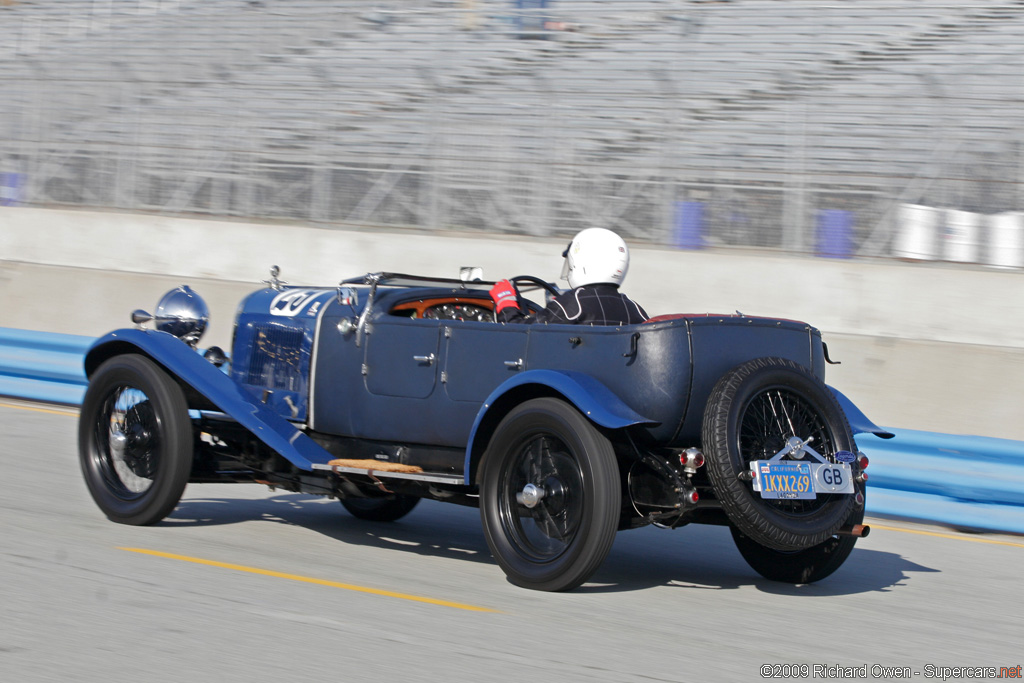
left=3, top=0, right=1024, bottom=262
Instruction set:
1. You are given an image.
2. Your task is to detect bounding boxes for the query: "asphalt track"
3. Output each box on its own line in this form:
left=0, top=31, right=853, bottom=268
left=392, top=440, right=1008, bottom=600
left=2, top=401, right=1021, bottom=683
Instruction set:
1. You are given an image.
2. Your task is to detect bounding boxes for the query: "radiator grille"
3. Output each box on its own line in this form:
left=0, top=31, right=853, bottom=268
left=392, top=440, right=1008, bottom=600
left=245, top=324, right=305, bottom=392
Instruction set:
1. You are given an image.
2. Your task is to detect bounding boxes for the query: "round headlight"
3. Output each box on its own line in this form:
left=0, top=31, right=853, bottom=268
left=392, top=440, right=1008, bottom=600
left=155, top=285, right=209, bottom=346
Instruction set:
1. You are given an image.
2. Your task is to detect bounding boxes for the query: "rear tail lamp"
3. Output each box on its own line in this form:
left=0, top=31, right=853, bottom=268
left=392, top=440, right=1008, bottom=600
left=680, top=448, right=705, bottom=470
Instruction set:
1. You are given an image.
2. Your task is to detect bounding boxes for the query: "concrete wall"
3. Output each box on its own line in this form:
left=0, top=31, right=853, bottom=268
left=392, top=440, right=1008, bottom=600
left=3, top=207, right=1024, bottom=440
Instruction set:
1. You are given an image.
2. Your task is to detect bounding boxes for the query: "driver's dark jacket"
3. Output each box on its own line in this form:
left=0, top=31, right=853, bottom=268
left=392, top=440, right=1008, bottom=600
left=497, top=283, right=649, bottom=325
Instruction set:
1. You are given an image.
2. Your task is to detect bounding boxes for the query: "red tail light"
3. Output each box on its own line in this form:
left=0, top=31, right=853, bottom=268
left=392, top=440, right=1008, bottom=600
left=679, top=448, right=705, bottom=469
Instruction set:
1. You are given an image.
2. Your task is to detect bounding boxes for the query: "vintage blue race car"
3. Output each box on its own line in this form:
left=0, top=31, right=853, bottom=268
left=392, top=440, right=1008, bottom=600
left=78, top=268, right=891, bottom=591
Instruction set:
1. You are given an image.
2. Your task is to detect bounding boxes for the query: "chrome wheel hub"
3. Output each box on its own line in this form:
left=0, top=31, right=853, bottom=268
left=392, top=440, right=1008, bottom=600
left=516, top=482, right=545, bottom=508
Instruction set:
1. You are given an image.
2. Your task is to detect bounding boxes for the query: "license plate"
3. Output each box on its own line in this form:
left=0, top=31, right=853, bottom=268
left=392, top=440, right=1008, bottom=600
left=751, top=461, right=854, bottom=499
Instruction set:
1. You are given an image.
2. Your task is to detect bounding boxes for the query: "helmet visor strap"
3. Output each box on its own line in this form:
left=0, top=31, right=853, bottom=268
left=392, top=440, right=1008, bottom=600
left=560, top=241, right=572, bottom=281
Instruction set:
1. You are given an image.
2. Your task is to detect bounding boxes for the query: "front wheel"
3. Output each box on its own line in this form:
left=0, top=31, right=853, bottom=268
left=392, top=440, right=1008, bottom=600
left=78, top=354, right=193, bottom=525
left=479, top=398, right=620, bottom=592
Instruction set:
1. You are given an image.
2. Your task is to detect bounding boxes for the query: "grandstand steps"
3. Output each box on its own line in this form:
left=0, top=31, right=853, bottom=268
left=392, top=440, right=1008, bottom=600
left=4, top=0, right=1024, bottom=235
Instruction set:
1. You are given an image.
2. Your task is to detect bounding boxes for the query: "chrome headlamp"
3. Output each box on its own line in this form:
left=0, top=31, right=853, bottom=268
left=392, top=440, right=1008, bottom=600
left=153, top=285, right=209, bottom=346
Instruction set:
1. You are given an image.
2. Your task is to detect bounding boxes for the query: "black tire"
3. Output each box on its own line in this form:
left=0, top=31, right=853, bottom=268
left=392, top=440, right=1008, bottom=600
left=340, top=495, right=420, bottom=522
left=78, top=354, right=193, bottom=525
left=702, top=357, right=858, bottom=551
left=731, top=508, right=864, bottom=583
left=479, top=398, right=620, bottom=592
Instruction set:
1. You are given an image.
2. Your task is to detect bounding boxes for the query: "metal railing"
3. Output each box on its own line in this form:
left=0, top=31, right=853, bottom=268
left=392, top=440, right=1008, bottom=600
left=3, top=0, right=1024, bottom=262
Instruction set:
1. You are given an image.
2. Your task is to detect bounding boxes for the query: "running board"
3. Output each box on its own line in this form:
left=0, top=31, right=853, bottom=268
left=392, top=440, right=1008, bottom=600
left=311, top=462, right=465, bottom=486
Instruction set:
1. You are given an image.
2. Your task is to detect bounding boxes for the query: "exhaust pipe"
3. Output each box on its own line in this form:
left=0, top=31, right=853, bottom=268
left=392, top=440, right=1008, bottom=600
left=838, top=523, right=870, bottom=538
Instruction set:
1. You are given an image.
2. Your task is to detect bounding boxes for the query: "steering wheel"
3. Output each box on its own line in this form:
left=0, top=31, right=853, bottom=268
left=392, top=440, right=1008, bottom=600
left=510, top=275, right=562, bottom=299
left=491, top=276, right=562, bottom=323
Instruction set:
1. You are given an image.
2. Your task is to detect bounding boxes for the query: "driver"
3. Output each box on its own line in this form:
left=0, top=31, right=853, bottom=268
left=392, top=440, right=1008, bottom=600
left=489, top=227, right=649, bottom=325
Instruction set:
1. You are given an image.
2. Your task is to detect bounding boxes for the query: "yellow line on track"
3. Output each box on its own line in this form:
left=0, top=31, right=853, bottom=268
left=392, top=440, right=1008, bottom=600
left=118, top=547, right=501, bottom=613
left=869, top=523, right=1024, bottom=548
left=0, top=401, right=78, bottom=416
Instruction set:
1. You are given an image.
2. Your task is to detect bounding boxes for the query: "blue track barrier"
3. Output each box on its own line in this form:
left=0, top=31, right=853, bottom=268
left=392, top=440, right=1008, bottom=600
left=0, top=327, right=91, bottom=405
left=858, top=429, right=1024, bottom=535
left=1, top=328, right=1021, bottom=534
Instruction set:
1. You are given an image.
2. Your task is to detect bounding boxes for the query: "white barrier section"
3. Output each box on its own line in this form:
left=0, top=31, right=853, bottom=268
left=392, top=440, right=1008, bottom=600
left=6, top=206, right=1024, bottom=347
left=942, top=209, right=980, bottom=263
left=987, top=211, right=1024, bottom=269
left=8, top=207, right=1024, bottom=439
left=893, top=203, right=938, bottom=260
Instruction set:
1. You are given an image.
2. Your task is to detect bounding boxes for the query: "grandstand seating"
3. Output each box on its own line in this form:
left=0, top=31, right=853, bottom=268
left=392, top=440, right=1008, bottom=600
left=2, top=0, right=1023, bottom=253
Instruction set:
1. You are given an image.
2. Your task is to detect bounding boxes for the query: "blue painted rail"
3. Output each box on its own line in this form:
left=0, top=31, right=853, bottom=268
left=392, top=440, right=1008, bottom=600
left=1, top=327, right=1022, bottom=534
left=857, top=429, right=1024, bottom=535
left=0, top=327, right=91, bottom=405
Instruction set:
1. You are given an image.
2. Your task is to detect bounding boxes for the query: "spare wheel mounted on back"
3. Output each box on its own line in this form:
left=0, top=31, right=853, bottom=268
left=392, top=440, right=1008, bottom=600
left=702, top=356, right=860, bottom=552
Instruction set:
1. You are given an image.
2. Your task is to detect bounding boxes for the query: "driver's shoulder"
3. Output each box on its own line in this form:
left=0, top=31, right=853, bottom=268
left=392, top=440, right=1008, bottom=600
left=544, top=288, right=584, bottom=321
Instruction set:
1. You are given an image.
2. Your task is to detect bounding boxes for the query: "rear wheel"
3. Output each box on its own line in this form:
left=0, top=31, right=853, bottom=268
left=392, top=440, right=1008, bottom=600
left=479, top=398, right=620, bottom=592
left=340, top=495, right=420, bottom=522
left=731, top=509, right=864, bottom=583
left=703, top=357, right=859, bottom=551
left=78, top=354, right=193, bottom=525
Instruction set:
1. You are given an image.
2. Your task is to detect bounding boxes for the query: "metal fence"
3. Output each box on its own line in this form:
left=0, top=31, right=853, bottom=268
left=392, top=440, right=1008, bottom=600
left=3, top=0, right=1024, bottom=262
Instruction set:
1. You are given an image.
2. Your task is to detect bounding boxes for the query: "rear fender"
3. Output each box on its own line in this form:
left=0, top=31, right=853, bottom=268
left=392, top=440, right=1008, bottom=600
left=85, top=329, right=334, bottom=470
left=828, top=385, right=895, bottom=440
left=463, top=369, right=658, bottom=485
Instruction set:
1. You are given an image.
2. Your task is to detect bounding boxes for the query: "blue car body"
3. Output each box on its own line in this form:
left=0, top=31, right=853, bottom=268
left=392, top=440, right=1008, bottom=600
left=80, top=272, right=890, bottom=590
left=86, top=274, right=888, bottom=487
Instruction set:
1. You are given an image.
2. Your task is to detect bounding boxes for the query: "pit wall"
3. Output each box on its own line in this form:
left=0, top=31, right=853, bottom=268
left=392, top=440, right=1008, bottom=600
left=3, top=206, right=1024, bottom=441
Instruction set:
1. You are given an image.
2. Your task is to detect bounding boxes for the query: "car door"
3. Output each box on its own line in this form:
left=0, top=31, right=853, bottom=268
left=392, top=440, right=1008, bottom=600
left=363, top=318, right=441, bottom=399
left=443, top=322, right=529, bottom=402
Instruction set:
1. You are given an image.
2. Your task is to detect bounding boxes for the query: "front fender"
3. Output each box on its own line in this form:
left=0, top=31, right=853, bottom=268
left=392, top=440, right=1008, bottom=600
left=463, top=369, right=658, bottom=484
left=828, top=385, right=895, bottom=440
left=85, top=329, right=334, bottom=470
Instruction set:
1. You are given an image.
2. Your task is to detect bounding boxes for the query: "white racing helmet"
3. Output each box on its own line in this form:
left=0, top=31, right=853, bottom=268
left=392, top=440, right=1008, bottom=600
left=560, top=227, right=630, bottom=289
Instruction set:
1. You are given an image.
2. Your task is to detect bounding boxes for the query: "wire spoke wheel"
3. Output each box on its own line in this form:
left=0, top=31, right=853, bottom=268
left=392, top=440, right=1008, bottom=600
left=739, top=386, right=837, bottom=516
left=703, top=357, right=861, bottom=553
left=79, top=354, right=192, bottom=526
left=95, top=386, right=160, bottom=500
